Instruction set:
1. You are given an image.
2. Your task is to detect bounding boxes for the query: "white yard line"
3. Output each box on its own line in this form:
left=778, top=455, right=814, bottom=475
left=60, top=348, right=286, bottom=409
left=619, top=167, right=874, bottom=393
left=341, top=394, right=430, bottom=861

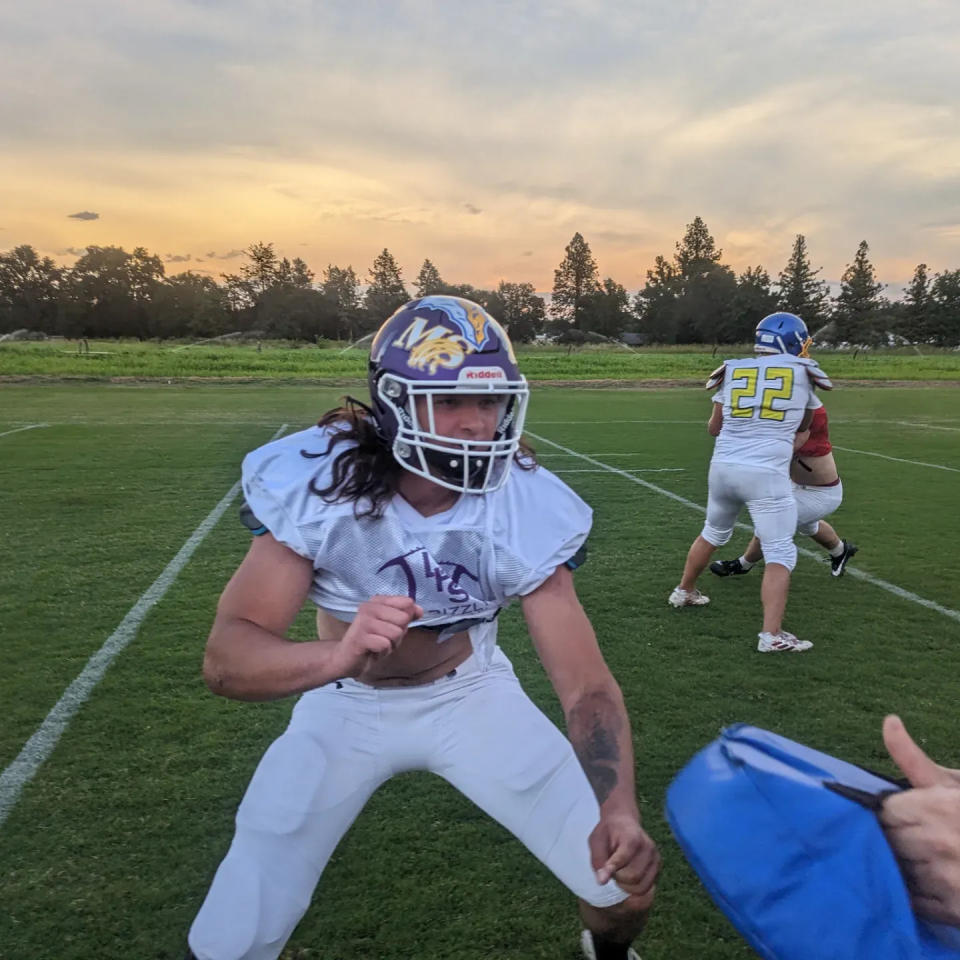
left=7, top=419, right=299, bottom=427
left=829, top=419, right=960, bottom=433
left=526, top=429, right=960, bottom=626
left=832, top=445, right=960, bottom=473
left=554, top=468, right=685, bottom=474
left=531, top=419, right=703, bottom=425
left=0, top=423, right=48, bottom=438
left=539, top=452, right=653, bottom=458
left=892, top=421, right=960, bottom=433
left=0, top=424, right=289, bottom=829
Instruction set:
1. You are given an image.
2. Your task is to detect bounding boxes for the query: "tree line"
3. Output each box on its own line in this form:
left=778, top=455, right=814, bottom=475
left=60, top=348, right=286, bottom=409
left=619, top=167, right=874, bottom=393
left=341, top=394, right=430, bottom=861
left=1, top=219, right=958, bottom=346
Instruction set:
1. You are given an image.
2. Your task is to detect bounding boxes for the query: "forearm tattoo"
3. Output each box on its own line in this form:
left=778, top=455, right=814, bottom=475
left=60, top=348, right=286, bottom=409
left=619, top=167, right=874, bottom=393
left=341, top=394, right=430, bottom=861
left=568, top=690, right=623, bottom=805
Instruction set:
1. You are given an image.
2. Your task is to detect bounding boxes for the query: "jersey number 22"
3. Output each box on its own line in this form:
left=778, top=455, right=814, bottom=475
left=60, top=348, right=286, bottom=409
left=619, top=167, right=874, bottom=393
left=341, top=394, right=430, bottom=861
left=729, top=367, right=794, bottom=421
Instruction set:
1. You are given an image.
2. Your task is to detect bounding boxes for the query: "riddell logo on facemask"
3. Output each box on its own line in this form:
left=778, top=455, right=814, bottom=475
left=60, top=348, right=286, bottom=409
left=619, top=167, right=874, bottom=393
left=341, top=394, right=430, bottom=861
left=460, top=367, right=506, bottom=380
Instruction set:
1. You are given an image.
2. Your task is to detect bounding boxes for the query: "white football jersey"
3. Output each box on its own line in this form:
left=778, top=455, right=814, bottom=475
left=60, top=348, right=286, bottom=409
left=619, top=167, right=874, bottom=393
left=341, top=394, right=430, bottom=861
left=708, top=355, right=830, bottom=473
left=241, top=425, right=592, bottom=665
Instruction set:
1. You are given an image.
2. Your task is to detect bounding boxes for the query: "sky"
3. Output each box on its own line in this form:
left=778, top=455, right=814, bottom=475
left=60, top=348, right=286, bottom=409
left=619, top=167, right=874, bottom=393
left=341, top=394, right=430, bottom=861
left=1, top=0, right=959, bottom=295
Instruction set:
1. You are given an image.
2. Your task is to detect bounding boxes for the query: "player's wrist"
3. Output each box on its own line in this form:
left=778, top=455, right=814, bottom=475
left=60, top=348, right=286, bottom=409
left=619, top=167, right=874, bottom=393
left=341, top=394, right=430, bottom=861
left=599, top=791, right=640, bottom=821
left=306, top=638, right=356, bottom=685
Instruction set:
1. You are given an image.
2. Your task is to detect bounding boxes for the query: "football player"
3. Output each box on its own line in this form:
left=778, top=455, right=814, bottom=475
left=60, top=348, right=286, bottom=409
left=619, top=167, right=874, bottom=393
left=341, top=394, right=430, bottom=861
left=709, top=398, right=858, bottom=579
left=186, top=297, right=659, bottom=960
left=668, top=312, right=832, bottom=652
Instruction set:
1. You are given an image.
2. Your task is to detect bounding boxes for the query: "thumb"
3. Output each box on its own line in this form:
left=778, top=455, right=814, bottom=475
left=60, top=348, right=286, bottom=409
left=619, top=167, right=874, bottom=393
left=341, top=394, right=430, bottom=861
left=883, top=714, right=945, bottom=788
left=587, top=823, right=620, bottom=884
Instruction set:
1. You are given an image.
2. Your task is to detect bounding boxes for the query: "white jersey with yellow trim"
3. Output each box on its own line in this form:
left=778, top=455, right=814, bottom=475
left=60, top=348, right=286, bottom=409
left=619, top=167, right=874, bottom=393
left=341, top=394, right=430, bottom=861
left=709, top=354, right=831, bottom=474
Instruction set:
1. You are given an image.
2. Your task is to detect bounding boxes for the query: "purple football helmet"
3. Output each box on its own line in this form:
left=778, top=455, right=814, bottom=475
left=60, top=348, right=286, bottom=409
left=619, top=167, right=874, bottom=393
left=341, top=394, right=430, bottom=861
left=368, top=296, right=530, bottom=493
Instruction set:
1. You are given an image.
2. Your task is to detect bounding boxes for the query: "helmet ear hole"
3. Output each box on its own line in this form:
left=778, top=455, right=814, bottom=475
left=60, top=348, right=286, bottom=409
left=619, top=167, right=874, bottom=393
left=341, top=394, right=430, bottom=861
left=381, top=376, right=403, bottom=400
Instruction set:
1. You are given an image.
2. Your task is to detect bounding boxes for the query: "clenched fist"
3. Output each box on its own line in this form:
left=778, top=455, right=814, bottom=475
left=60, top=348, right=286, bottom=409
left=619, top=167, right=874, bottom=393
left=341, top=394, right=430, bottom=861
left=331, top=595, right=424, bottom=678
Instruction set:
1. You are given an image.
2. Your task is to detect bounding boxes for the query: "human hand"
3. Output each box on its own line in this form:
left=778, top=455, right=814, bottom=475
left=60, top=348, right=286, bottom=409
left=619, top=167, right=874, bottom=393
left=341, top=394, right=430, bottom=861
left=880, top=714, right=960, bottom=927
left=332, top=595, right=423, bottom=678
left=589, top=810, right=660, bottom=907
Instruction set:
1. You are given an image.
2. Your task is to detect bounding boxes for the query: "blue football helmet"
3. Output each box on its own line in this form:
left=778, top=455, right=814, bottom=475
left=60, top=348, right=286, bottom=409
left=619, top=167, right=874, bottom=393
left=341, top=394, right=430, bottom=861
left=754, top=312, right=812, bottom=357
left=368, top=296, right=529, bottom=494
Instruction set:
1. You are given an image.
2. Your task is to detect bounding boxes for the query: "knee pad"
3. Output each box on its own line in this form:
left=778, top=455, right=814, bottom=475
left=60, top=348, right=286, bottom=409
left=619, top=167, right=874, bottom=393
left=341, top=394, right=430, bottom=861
left=701, top=523, right=733, bottom=547
left=760, top=537, right=797, bottom=571
left=797, top=519, right=820, bottom=537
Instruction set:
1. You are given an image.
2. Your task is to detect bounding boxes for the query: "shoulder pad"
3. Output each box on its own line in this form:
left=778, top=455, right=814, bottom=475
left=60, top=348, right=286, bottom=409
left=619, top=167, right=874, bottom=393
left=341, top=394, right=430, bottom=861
left=705, top=363, right=726, bottom=390
left=239, top=501, right=268, bottom=536
left=800, top=358, right=833, bottom=391
left=564, top=543, right=589, bottom=571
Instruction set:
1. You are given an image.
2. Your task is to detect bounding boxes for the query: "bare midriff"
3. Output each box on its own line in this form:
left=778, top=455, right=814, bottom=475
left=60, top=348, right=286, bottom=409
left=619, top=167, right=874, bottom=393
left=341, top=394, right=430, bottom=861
left=791, top=451, right=839, bottom=486
left=316, top=608, right=474, bottom=687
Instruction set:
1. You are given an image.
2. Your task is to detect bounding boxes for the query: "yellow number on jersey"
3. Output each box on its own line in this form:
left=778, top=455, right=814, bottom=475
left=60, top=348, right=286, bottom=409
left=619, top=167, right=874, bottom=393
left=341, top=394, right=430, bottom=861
left=729, top=367, right=759, bottom=417
left=729, top=366, right=795, bottom=420
left=759, top=367, right=794, bottom=421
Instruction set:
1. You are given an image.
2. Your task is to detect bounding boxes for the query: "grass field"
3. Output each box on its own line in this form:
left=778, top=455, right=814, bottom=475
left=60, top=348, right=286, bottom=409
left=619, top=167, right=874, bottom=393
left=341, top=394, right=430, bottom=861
left=2, top=381, right=959, bottom=960
left=3, top=338, right=960, bottom=382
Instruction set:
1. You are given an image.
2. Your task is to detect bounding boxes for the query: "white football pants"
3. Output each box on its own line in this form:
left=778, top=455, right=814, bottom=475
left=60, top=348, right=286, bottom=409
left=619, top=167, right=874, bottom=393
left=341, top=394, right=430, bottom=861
left=188, top=647, right=627, bottom=960
left=794, top=480, right=843, bottom=536
left=701, top=461, right=798, bottom=569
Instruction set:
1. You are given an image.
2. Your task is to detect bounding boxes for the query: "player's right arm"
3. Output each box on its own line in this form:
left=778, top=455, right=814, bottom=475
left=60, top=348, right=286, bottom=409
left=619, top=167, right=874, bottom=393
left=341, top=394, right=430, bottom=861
left=707, top=402, right=723, bottom=436
left=203, top=532, right=421, bottom=701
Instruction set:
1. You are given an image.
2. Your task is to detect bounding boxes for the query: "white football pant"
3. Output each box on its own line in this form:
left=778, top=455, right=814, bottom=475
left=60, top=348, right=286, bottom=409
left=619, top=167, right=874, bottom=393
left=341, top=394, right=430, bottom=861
left=701, top=462, right=798, bottom=570
left=794, top=480, right=843, bottom=537
left=188, top=647, right=627, bottom=960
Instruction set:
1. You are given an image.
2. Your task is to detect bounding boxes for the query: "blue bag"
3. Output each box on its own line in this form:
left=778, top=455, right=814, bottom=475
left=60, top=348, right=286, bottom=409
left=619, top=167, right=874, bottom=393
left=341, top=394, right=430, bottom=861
left=665, top=724, right=960, bottom=959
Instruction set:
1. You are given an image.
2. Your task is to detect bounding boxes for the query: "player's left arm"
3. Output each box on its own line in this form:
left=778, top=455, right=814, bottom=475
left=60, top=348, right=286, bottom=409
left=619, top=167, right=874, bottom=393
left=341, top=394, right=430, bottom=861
left=522, top=565, right=659, bottom=894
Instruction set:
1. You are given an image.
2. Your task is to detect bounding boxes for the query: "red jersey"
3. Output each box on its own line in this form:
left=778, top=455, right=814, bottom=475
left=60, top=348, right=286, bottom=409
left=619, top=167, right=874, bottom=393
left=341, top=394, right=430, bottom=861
left=797, top=405, right=832, bottom=458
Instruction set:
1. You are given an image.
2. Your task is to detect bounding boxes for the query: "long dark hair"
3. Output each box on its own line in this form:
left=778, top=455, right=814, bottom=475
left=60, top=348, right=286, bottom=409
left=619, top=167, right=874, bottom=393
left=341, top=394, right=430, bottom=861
left=303, top=396, right=538, bottom=519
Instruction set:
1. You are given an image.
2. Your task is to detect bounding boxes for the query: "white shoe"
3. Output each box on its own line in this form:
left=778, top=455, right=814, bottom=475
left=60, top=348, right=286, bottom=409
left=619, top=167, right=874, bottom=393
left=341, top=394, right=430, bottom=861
left=580, top=929, right=641, bottom=960
left=668, top=586, right=710, bottom=608
left=757, top=630, right=813, bottom=653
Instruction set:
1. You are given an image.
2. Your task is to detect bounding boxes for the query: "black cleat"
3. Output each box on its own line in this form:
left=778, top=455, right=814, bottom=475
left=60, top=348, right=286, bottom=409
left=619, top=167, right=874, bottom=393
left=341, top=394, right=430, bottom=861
left=830, top=540, right=858, bottom=577
left=710, top=558, right=750, bottom=577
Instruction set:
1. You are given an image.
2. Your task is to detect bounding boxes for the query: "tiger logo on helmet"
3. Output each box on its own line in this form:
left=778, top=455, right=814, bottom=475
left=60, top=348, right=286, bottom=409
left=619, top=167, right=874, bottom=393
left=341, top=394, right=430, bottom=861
left=368, top=296, right=529, bottom=494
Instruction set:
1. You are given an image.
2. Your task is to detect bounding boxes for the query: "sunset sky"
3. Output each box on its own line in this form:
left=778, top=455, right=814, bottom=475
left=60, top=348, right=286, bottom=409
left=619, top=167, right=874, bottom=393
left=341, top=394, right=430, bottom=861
left=2, top=0, right=959, bottom=295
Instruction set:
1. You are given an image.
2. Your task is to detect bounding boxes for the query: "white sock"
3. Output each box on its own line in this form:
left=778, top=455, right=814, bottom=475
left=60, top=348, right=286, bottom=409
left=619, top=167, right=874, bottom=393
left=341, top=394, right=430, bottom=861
left=828, top=541, right=845, bottom=558
left=739, top=555, right=756, bottom=570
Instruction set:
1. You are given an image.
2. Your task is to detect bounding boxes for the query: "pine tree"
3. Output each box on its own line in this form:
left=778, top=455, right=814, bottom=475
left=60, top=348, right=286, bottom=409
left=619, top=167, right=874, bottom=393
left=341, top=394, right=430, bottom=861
left=902, top=263, right=931, bottom=344
left=674, top=216, right=722, bottom=279
left=731, top=266, right=779, bottom=343
left=414, top=259, right=444, bottom=297
left=670, top=217, right=735, bottom=343
left=633, top=255, right=681, bottom=343
left=834, top=240, right=885, bottom=345
left=321, top=264, right=360, bottom=340
left=363, top=249, right=408, bottom=329
left=776, top=235, right=830, bottom=329
left=551, top=232, right=600, bottom=329
left=929, top=270, right=960, bottom=347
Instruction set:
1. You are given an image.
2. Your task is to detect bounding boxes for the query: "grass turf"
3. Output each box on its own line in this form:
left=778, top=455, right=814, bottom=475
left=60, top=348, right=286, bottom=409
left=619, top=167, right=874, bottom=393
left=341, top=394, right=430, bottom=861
left=1, top=381, right=958, bottom=959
